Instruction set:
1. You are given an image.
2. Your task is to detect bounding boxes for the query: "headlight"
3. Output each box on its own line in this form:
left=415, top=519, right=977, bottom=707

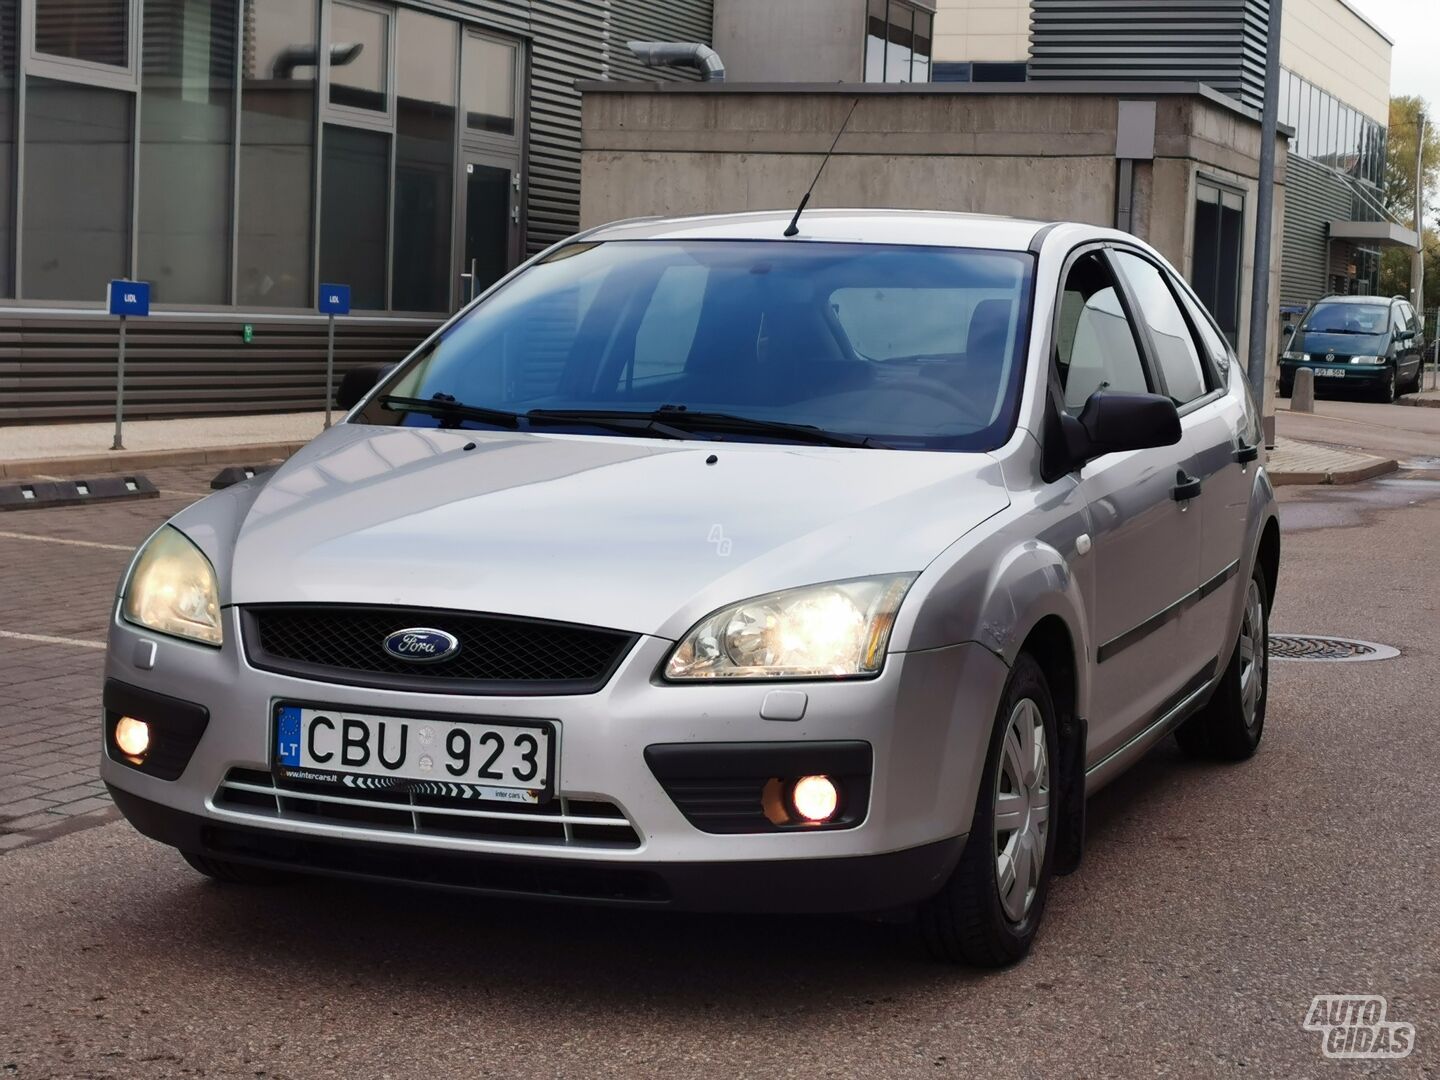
left=663, top=575, right=916, bottom=681
left=1282, top=351, right=1308, bottom=361
left=121, top=526, right=223, bottom=646
left=1348, top=355, right=1383, bottom=364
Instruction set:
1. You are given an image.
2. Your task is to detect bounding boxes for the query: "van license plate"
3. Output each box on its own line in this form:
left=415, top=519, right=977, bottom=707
left=273, top=704, right=552, bottom=804
left=1313, top=368, right=1345, bottom=378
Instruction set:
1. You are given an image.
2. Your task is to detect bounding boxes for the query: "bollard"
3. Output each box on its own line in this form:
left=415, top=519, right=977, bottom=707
left=1292, top=367, right=1315, bottom=413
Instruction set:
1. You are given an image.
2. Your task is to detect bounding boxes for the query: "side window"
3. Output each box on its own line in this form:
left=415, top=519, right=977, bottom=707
left=1056, top=252, right=1150, bottom=412
left=1112, top=251, right=1209, bottom=405
left=629, top=265, right=708, bottom=385
left=1176, top=283, right=1230, bottom=371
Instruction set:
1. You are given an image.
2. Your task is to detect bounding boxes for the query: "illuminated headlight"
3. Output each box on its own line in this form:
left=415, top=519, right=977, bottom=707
left=663, top=575, right=916, bottom=681
left=1282, top=351, right=1309, bottom=361
left=121, top=525, right=222, bottom=646
left=1348, top=355, right=1384, bottom=364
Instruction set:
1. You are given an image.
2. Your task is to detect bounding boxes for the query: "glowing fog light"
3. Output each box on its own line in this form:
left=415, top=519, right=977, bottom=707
left=792, top=775, right=839, bottom=823
left=114, top=716, right=150, bottom=760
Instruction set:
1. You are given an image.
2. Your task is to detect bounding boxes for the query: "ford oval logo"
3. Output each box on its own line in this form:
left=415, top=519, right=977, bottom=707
left=382, top=628, right=460, bottom=664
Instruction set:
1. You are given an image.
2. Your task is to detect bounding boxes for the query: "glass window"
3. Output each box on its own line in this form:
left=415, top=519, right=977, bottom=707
left=911, top=11, right=931, bottom=83
left=328, top=0, right=387, bottom=112
left=885, top=3, right=912, bottom=83
left=35, top=0, right=129, bottom=67
left=0, top=0, right=16, bottom=296
left=631, top=265, right=708, bottom=384
left=360, top=240, right=1037, bottom=451
left=393, top=8, right=455, bottom=312
left=237, top=0, right=317, bottom=307
left=1056, top=253, right=1149, bottom=411
left=22, top=77, right=132, bottom=299
left=320, top=123, right=387, bottom=309
left=1177, top=286, right=1229, bottom=369
left=138, top=0, right=238, bottom=304
left=1113, top=252, right=1208, bottom=404
left=1277, top=70, right=1291, bottom=130
left=462, top=32, right=514, bottom=135
left=1296, top=80, right=1311, bottom=158
left=865, top=0, right=886, bottom=81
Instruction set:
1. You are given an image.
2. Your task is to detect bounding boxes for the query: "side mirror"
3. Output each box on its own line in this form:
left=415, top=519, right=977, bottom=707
left=335, top=364, right=390, bottom=411
left=1061, top=389, right=1182, bottom=467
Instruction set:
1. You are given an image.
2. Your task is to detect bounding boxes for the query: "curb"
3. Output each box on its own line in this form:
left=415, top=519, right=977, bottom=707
left=1270, top=457, right=1399, bottom=486
left=0, top=441, right=307, bottom=480
left=1396, top=395, right=1440, bottom=409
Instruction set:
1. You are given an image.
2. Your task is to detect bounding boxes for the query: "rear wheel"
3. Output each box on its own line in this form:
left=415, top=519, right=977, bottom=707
left=919, top=653, right=1058, bottom=966
left=1175, top=567, right=1268, bottom=761
left=181, top=850, right=292, bottom=885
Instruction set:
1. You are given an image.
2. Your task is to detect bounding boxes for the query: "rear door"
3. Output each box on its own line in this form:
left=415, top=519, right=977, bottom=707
left=1054, top=249, right=1202, bottom=764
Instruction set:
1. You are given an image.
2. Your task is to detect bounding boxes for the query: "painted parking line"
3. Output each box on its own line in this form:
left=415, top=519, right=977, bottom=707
left=0, top=629, right=106, bottom=650
left=0, top=530, right=133, bottom=552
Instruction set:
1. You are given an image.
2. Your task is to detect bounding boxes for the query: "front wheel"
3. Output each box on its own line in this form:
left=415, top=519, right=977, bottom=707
left=918, top=652, right=1058, bottom=966
left=1379, top=366, right=1397, bottom=403
left=1176, top=567, right=1269, bottom=761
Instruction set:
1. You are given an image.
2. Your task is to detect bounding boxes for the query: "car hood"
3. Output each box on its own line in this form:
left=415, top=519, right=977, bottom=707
left=1292, top=331, right=1389, bottom=356
left=222, top=423, right=1009, bottom=640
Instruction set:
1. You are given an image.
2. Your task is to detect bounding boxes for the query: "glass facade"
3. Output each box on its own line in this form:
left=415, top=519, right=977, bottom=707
left=1277, top=68, right=1385, bottom=191
left=864, top=0, right=931, bottom=83
left=1, top=0, right=524, bottom=311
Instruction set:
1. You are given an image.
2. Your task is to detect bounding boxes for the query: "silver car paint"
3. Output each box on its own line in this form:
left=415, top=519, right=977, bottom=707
left=102, top=211, right=1278, bottom=870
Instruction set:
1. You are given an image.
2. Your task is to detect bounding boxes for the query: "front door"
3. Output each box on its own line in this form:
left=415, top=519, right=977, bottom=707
left=459, top=155, right=520, bottom=305
left=1053, top=250, right=1202, bottom=764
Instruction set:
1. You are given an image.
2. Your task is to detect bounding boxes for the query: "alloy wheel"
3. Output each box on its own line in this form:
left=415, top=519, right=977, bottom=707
left=1238, top=578, right=1266, bottom=731
left=993, top=698, right=1050, bottom=923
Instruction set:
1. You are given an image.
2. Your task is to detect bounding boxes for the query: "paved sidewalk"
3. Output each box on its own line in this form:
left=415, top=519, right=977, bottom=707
left=1266, top=435, right=1397, bottom=486
left=0, top=412, right=323, bottom=479
left=1399, top=388, right=1440, bottom=408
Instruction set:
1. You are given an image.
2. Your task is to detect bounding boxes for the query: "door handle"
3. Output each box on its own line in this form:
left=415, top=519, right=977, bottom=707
left=1235, top=442, right=1260, bottom=464
left=1172, top=471, right=1202, bottom=502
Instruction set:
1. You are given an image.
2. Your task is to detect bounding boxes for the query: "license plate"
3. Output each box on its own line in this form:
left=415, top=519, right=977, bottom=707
left=1313, top=368, right=1345, bottom=378
left=273, top=704, right=553, bottom=804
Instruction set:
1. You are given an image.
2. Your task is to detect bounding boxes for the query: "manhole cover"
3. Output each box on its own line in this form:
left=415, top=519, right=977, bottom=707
left=1268, top=635, right=1400, bottom=662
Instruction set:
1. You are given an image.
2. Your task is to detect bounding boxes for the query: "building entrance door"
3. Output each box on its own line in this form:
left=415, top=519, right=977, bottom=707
left=459, top=155, right=520, bottom=305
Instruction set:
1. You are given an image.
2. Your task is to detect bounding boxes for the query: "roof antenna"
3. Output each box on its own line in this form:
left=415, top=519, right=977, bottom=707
left=784, top=97, right=859, bottom=238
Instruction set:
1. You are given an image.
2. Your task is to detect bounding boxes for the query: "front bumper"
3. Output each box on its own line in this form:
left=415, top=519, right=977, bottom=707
left=1279, top=360, right=1390, bottom=389
left=102, top=606, right=1009, bottom=913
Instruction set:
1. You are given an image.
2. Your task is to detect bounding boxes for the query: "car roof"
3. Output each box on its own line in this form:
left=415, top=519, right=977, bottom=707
left=1312, top=295, right=1397, bottom=305
left=583, top=209, right=1052, bottom=251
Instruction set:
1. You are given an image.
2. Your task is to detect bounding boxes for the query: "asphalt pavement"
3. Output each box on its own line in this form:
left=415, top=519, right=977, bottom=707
left=2, top=445, right=1439, bottom=1077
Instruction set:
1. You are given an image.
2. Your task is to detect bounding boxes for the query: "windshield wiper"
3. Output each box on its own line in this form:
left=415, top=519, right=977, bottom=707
left=1305, top=327, right=1369, bottom=335
left=380, top=394, right=521, bottom=429
left=529, top=406, right=885, bottom=448
left=524, top=409, right=692, bottom=440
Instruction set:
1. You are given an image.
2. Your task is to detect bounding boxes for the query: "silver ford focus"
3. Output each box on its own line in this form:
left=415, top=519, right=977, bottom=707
left=102, top=210, right=1279, bottom=966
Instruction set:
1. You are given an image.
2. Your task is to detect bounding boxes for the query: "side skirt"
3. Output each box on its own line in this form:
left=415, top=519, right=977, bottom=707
left=1083, top=658, right=1219, bottom=796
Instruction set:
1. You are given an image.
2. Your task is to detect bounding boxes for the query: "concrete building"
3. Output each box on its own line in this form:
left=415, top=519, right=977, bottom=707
left=578, top=81, right=1288, bottom=417
left=932, top=0, right=1411, bottom=304
left=1, top=0, right=712, bottom=423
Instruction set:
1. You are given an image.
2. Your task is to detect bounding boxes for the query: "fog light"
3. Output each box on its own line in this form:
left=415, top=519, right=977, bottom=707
left=791, top=775, right=838, bottom=823
left=115, top=716, right=150, bottom=760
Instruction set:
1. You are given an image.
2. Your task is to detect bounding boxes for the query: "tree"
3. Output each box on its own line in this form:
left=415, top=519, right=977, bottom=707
left=1379, top=96, right=1440, bottom=311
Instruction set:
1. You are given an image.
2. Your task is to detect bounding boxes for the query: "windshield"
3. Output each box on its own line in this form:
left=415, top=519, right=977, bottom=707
left=1300, top=302, right=1390, bottom=336
left=356, top=240, right=1036, bottom=451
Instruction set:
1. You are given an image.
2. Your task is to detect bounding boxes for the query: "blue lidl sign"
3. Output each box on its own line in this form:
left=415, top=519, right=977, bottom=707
left=107, top=280, right=150, bottom=317
left=319, top=283, right=351, bottom=315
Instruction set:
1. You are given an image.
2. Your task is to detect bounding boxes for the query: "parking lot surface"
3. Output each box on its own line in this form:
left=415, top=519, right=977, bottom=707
left=1, top=461, right=1438, bottom=1077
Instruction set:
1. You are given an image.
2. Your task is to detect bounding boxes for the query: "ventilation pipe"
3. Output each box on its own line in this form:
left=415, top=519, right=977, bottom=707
left=627, top=41, right=726, bottom=82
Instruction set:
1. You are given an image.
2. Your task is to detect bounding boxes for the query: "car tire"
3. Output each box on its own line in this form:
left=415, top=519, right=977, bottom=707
left=1380, top=366, right=1397, bottom=403
left=1175, top=566, right=1269, bottom=762
left=181, top=850, right=292, bottom=885
left=918, top=652, right=1059, bottom=967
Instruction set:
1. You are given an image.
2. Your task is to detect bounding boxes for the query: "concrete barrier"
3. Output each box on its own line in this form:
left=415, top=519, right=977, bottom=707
left=1292, top=367, right=1315, bottom=413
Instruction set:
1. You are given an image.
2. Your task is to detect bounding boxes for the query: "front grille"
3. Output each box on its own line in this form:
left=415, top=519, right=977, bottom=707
left=214, top=768, right=642, bottom=849
left=240, top=605, right=637, bottom=695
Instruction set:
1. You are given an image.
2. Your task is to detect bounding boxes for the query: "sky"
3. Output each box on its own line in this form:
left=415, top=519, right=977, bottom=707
left=1350, top=0, right=1440, bottom=109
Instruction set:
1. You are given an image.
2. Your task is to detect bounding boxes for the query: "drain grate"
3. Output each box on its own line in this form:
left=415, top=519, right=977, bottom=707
left=1268, top=635, right=1399, bottom=662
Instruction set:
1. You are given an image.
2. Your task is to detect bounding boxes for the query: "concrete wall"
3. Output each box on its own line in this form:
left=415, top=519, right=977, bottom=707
left=580, top=85, right=1288, bottom=415
left=713, top=0, right=866, bottom=83
left=1282, top=0, right=1392, bottom=122
left=932, top=0, right=1031, bottom=63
